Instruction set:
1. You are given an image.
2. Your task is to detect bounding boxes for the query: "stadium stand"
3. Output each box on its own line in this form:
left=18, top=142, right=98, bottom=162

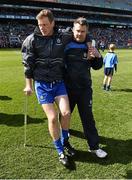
left=0, top=0, right=132, bottom=48
left=58, top=0, right=132, bottom=11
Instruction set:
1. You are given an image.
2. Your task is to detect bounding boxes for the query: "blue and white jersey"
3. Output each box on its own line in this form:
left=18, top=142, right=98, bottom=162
left=103, top=52, right=118, bottom=68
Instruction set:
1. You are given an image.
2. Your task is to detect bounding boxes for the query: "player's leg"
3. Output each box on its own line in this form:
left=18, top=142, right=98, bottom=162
left=106, top=75, right=112, bottom=90
left=66, top=88, right=77, bottom=113
left=55, top=95, right=75, bottom=156
left=103, top=75, right=108, bottom=90
left=42, top=103, right=59, bottom=140
left=77, top=88, right=107, bottom=158
left=42, top=103, right=69, bottom=165
left=77, top=88, right=99, bottom=150
left=55, top=95, right=70, bottom=130
left=107, top=75, right=112, bottom=86
left=106, top=69, right=113, bottom=91
left=35, top=81, right=69, bottom=166
left=103, top=68, right=108, bottom=90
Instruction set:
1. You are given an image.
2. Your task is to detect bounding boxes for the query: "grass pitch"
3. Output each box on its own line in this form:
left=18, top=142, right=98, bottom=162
left=0, top=48, right=132, bottom=179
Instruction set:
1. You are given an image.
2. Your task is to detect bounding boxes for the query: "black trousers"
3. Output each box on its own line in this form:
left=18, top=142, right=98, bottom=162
left=67, top=87, right=99, bottom=150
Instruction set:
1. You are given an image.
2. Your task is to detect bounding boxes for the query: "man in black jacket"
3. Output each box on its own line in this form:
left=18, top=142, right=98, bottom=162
left=64, top=17, right=107, bottom=158
left=21, top=9, right=75, bottom=166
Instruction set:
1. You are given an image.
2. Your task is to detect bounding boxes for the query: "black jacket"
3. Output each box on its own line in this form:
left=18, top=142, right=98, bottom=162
left=64, top=40, right=103, bottom=89
left=21, top=27, right=72, bottom=82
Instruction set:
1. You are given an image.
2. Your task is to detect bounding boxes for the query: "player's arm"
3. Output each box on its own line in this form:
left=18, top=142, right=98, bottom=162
left=21, top=35, right=35, bottom=95
left=23, top=78, right=33, bottom=96
left=114, top=55, right=118, bottom=72
left=60, top=27, right=73, bottom=45
left=114, top=64, right=117, bottom=72
left=87, top=41, right=103, bottom=70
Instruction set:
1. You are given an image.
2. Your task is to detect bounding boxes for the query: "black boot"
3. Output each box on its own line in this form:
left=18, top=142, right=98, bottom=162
left=103, top=84, right=106, bottom=90
left=106, top=85, right=111, bottom=91
left=63, top=139, right=76, bottom=157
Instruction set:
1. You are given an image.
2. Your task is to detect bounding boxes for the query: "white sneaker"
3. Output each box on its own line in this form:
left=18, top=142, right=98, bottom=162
left=89, top=148, right=107, bottom=158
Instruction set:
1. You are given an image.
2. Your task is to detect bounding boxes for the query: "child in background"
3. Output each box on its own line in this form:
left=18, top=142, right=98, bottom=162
left=103, top=43, right=118, bottom=91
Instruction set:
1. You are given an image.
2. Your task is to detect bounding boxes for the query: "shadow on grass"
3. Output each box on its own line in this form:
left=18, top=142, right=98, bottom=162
left=126, top=170, right=132, bottom=179
left=67, top=156, right=76, bottom=170
left=25, top=144, right=54, bottom=150
left=0, top=96, right=12, bottom=100
left=112, top=88, right=132, bottom=93
left=24, top=145, right=76, bottom=170
left=0, top=113, right=46, bottom=126
left=70, top=129, right=132, bottom=165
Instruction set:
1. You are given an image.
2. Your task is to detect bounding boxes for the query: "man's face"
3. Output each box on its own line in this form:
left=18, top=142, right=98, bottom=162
left=73, top=23, right=87, bottom=42
left=38, top=17, right=54, bottom=36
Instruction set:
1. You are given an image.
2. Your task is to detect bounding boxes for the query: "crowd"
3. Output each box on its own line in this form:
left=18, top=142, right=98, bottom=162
left=90, top=27, right=132, bottom=48
left=0, top=22, right=132, bottom=48
left=0, top=22, right=35, bottom=48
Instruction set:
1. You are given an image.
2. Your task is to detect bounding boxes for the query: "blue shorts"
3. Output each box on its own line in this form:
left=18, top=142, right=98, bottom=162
left=34, top=80, right=67, bottom=104
left=104, top=68, right=114, bottom=76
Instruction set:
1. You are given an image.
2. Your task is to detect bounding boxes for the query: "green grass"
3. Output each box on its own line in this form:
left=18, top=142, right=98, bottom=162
left=0, top=48, right=132, bottom=179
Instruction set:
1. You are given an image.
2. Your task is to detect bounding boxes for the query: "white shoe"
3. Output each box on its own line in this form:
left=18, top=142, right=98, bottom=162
left=89, top=148, right=107, bottom=158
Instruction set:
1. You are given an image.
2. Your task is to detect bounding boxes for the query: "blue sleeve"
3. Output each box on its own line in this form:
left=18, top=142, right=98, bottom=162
left=114, top=55, right=118, bottom=64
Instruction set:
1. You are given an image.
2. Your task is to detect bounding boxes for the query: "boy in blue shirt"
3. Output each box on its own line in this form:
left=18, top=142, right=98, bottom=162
left=103, top=44, right=118, bottom=91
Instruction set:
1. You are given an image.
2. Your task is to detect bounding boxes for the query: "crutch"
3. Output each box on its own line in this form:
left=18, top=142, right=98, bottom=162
left=24, top=95, right=28, bottom=147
